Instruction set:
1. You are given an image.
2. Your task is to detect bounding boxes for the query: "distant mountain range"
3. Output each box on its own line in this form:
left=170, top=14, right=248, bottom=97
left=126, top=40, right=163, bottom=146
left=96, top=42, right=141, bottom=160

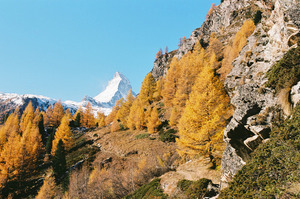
left=0, top=72, right=134, bottom=121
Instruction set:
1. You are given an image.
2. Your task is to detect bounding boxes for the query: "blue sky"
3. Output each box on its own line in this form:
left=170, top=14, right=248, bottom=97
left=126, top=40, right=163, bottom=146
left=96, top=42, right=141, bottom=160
left=0, top=0, right=218, bottom=101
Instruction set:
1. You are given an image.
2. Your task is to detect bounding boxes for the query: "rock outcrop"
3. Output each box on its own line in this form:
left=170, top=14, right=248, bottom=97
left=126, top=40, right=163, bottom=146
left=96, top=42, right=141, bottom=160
left=150, top=0, right=299, bottom=191
left=220, top=0, right=299, bottom=189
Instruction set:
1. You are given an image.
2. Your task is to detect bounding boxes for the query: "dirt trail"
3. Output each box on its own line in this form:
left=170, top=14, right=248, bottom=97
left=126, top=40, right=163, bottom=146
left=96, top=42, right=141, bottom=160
left=160, top=158, right=221, bottom=196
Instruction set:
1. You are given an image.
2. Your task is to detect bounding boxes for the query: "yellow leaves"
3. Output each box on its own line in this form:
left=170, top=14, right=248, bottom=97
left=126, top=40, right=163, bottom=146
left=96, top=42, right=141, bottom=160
left=81, top=103, right=96, bottom=128
left=35, top=170, right=56, bottom=199
left=162, top=57, right=180, bottom=107
left=0, top=109, right=19, bottom=149
left=147, top=108, right=161, bottom=134
left=45, top=101, right=65, bottom=128
left=219, top=19, right=256, bottom=80
left=20, top=101, right=35, bottom=132
left=97, top=112, right=106, bottom=127
left=177, top=61, right=230, bottom=160
left=51, top=115, right=74, bottom=155
left=111, top=119, right=120, bottom=133
left=139, top=73, right=156, bottom=105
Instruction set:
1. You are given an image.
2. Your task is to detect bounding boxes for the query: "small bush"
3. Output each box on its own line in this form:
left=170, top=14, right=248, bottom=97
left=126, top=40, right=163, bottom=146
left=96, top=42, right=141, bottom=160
left=124, top=178, right=168, bottom=199
left=219, top=104, right=300, bottom=198
left=177, top=179, right=193, bottom=192
left=177, top=178, right=213, bottom=199
left=135, top=133, right=150, bottom=140
left=159, top=129, right=178, bottom=142
left=266, top=46, right=300, bottom=93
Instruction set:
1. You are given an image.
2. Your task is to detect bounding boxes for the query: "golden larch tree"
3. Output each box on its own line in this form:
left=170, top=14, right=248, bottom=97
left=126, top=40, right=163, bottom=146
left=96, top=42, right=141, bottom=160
left=116, top=90, right=135, bottom=128
left=44, top=105, right=53, bottom=127
left=0, top=132, right=22, bottom=187
left=105, top=98, right=124, bottom=125
left=47, top=101, right=65, bottom=128
left=110, top=118, right=120, bottom=133
left=127, top=99, right=139, bottom=130
left=219, top=19, right=256, bottom=79
left=147, top=108, right=161, bottom=134
left=19, top=121, right=42, bottom=173
left=82, top=103, right=96, bottom=128
left=97, top=112, right=106, bottom=128
left=162, top=57, right=181, bottom=107
left=20, top=101, right=35, bottom=132
left=35, top=170, right=56, bottom=199
left=51, top=115, right=74, bottom=155
left=169, top=42, right=205, bottom=125
left=177, top=62, right=230, bottom=160
left=0, top=109, right=20, bottom=149
left=153, top=77, right=163, bottom=101
left=138, top=73, right=156, bottom=105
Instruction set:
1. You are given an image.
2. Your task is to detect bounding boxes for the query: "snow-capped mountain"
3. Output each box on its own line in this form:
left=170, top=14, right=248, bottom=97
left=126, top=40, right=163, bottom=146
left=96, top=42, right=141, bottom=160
left=0, top=72, right=134, bottom=121
left=94, top=72, right=134, bottom=107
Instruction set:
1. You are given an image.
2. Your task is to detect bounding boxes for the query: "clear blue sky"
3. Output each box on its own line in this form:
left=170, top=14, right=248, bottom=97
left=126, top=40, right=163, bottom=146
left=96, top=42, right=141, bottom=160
left=0, top=0, right=218, bottom=101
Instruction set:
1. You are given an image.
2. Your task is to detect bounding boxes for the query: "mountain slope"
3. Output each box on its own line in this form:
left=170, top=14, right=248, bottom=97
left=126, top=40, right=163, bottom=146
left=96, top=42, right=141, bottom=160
left=94, top=72, right=134, bottom=107
left=0, top=72, right=134, bottom=122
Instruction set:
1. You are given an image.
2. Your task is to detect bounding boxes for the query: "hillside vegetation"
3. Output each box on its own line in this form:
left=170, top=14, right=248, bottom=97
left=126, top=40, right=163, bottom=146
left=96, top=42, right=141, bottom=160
left=0, top=0, right=299, bottom=198
left=220, top=104, right=300, bottom=198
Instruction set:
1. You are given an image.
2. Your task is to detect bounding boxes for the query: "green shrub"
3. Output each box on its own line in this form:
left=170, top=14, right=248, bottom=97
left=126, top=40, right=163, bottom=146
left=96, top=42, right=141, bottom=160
left=124, top=178, right=168, bottom=199
left=266, top=46, right=300, bottom=93
left=177, top=179, right=193, bottom=192
left=253, top=10, right=262, bottom=25
left=177, top=178, right=213, bottom=199
left=135, top=133, right=150, bottom=140
left=159, top=129, right=178, bottom=142
left=219, top=104, right=300, bottom=198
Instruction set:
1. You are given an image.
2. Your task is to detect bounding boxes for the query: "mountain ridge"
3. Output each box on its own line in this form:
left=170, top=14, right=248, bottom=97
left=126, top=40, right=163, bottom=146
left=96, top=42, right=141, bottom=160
left=0, top=72, right=134, bottom=121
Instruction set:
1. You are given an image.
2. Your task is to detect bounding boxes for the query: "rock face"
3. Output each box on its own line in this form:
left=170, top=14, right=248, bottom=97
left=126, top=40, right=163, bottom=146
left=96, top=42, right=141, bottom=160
left=150, top=0, right=299, bottom=191
left=220, top=0, right=299, bottom=189
left=151, top=51, right=177, bottom=80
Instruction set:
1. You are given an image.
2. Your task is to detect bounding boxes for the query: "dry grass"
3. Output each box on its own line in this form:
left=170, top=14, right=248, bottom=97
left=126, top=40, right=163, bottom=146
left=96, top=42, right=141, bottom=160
left=278, top=88, right=293, bottom=116
left=65, top=127, right=180, bottom=198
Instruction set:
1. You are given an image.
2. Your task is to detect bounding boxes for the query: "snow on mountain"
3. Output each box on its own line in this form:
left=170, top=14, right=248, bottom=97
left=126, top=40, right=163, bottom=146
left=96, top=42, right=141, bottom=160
left=94, top=72, right=134, bottom=106
left=0, top=72, right=134, bottom=120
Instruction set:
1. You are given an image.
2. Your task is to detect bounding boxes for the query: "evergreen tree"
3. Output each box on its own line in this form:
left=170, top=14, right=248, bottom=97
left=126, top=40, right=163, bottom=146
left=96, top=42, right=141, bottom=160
left=45, top=129, right=55, bottom=154
left=52, top=139, right=67, bottom=182
left=74, top=111, right=81, bottom=127
left=35, top=113, right=46, bottom=144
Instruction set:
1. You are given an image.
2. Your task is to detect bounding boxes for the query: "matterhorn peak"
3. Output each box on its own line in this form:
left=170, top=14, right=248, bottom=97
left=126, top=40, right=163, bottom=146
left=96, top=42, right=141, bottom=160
left=94, top=72, right=133, bottom=106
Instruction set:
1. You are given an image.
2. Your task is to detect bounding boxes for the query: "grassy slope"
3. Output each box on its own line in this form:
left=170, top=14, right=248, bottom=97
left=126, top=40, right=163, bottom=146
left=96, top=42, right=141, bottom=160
left=219, top=104, right=300, bottom=198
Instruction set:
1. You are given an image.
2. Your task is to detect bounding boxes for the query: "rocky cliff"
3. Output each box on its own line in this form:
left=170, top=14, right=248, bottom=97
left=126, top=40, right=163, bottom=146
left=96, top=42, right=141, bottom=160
left=151, top=0, right=299, bottom=190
